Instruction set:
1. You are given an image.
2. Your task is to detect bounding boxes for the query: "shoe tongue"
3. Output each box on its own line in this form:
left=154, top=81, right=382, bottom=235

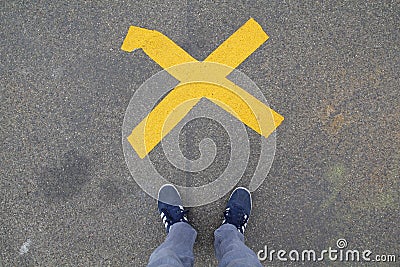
left=169, top=206, right=185, bottom=221
left=228, top=205, right=246, bottom=226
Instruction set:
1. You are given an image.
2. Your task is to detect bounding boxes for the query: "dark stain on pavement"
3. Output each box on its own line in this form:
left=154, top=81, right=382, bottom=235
left=38, top=150, right=91, bottom=200
left=99, top=179, right=123, bottom=204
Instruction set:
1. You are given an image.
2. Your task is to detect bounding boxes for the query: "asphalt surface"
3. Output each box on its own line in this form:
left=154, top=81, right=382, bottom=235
left=1, top=0, right=399, bottom=266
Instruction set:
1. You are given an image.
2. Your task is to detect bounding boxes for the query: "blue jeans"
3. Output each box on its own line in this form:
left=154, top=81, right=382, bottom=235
left=147, top=222, right=262, bottom=267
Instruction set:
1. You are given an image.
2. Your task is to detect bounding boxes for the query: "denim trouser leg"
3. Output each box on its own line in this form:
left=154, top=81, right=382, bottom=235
left=147, top=222, right=197, bottom=267
left=214, top=224, right=262, bottom=267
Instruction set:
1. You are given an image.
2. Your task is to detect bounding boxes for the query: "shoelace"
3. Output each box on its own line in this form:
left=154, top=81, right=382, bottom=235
left=161, top=206, right=189, bottom=224
left=224, top=204, right=249, bottom=233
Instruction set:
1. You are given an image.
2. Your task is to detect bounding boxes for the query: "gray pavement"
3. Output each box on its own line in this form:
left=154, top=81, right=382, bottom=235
left=1, top=0, right=399, bottom=266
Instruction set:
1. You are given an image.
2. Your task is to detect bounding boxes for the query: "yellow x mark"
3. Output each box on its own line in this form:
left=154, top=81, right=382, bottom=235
left=122, top=18, right=284, bottom=158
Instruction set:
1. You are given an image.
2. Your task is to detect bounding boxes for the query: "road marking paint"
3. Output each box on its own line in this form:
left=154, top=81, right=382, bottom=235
left=122, top=18, right=284, bottom=158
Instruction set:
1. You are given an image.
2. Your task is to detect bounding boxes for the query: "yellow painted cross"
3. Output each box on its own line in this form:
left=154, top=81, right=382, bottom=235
left=122, top=18, right=284, bottom=158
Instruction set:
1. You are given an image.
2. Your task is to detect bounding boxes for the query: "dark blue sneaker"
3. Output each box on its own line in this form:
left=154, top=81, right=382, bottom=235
left=222, top=187, right=252, bottom=234
left=158, top=184, right=188, bottom=233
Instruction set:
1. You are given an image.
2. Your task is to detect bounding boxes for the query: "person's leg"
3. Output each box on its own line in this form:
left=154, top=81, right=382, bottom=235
left=214, top=187, right=262, bottom=267
left=214, top=224, right=261, bottom=267
left=147, top=184, right=197, bottom=267
left=148, top=222, right=197, bottom=267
